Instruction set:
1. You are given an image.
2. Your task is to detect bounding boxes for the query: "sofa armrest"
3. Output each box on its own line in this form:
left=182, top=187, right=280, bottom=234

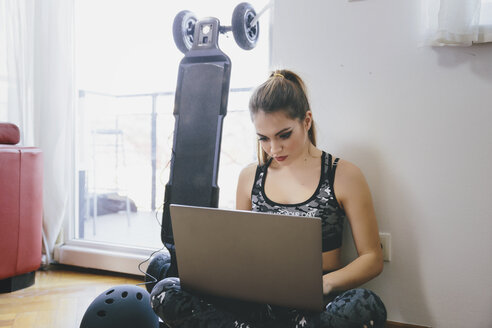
left=0, top=123, right=21, bottom=145
left=0, top=147, right=43, bottom=280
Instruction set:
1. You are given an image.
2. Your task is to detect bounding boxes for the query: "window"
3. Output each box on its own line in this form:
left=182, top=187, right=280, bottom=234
left=70, top=0, right=270, bottom=262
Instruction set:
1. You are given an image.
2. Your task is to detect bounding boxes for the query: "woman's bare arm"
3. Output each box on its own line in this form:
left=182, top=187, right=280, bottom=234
left=322, top=160, right=383, bottom=294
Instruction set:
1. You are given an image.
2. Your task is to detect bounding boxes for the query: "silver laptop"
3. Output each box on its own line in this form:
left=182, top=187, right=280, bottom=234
left=170, top=204, right=324, bottom=312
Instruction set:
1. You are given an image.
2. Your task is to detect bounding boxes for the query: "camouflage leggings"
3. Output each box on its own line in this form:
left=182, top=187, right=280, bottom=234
left=150, top=277, right=387, bottom=328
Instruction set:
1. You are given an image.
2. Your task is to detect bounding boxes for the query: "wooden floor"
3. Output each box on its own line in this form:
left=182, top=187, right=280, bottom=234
left=0, top=267, right=426, bottom=328
left=0, top=266, right=144, bottom=328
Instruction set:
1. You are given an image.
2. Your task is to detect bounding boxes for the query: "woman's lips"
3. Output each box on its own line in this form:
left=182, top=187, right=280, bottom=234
left=275, top=156, right=287, bottom=162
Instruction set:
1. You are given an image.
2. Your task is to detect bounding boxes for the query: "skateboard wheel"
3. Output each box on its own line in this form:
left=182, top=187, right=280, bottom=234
left=232, top=2, right=259, bottom=50
left=145, top=252, right=171, bottom=293
left=173, top=10, right=197, bottom=53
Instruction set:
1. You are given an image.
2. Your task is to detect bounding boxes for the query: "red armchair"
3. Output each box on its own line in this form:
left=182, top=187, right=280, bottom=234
left=0, top=122, right=43, bottom=292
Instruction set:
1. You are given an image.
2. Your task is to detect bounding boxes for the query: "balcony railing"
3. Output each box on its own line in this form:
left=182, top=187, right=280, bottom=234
left=76, top=88, right=257, bottom=246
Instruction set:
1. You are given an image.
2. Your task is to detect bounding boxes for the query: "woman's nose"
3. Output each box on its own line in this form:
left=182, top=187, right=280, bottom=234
left=270, top=141, right=282, bottom=155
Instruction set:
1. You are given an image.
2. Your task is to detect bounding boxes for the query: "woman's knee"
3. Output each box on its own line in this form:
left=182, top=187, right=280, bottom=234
left=326, top=288, right=386, bottom=327
left=150, top=277, right=180, bottom=304
left=150, top=277, right=185, bottom=322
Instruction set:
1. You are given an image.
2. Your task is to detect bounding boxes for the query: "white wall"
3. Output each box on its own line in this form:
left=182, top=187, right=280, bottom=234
left=270, top=1, right=492, bottom=327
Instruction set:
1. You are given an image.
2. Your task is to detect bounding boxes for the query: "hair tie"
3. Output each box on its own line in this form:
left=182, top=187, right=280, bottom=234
left=273, top=73, right=284, bottom=78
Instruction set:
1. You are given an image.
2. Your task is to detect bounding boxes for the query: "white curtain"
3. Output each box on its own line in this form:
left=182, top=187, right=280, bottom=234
left=4, top=0, right=74, bottom=262
left=428, top=0, right=489, bottom=46
left=4, top=0, right=35, bottom=145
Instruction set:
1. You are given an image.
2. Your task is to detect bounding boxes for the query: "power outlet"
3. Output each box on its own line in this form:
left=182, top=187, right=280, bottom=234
left=379, top=232, right=391, bottom=262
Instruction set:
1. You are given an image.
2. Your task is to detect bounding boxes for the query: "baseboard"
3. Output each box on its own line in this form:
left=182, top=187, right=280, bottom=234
left=54, top=243, right=153, bottom=276
left=386, top=321, right=430, bottom=328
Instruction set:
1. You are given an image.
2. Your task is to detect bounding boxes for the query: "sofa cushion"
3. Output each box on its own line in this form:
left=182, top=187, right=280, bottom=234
left=0, top=123, right=20, bottom=145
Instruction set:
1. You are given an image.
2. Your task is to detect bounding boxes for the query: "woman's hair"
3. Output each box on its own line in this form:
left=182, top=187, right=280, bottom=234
left=249, top=69, right=317, bottom=164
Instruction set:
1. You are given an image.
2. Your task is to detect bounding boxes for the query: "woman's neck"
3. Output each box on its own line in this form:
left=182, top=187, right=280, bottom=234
left=270, top=143, right=322, bottom=171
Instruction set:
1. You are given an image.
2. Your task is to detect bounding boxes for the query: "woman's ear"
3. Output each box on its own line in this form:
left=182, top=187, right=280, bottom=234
left=304, top=111, right=313, bottom=131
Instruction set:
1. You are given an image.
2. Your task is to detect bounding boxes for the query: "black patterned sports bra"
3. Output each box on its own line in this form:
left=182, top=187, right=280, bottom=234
left=251, top=151, right=347, bottom=252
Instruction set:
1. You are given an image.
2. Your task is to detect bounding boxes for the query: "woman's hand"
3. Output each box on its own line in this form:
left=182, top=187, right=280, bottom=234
left=322, top=275, right=334, bottom=295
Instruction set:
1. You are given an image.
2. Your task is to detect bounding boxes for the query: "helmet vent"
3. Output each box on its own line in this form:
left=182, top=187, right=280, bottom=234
left=136, top=292, right=143, bottom=300
left=105, top=298, right=114, bottom=304
left=122, top=291, right=128, bottom=298
left=97, top=310, right=107, bottom=317
left=106, top=289, right=114, bottom=295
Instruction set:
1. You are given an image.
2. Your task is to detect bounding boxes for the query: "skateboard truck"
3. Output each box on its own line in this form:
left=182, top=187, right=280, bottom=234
left=172, top=2, right=261, bottom=53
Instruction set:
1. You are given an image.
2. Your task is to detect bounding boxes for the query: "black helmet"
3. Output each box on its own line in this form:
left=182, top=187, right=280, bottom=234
left=80, top=284, right=159, bottom=328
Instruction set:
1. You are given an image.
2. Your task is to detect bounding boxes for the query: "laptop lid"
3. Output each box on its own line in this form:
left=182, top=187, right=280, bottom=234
left=170, top=204, right=324, bottom=312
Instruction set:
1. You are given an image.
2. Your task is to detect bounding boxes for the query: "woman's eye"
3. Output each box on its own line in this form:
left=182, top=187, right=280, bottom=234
left=279, top=132, right=292, bottom=139
left=258, top=137, right=268, bottom=142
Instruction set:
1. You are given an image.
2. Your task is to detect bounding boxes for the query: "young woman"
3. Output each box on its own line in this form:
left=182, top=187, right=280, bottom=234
left=151, top=70, right=387, bottom=328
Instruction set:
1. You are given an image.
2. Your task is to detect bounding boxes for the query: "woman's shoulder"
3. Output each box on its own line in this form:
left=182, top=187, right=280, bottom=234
left=331, top=157, right=370, bottom=204
left=238, top=161, right=259, bottom=182
left=322, top=151, right=358, bottom=172
left=236, top=162, right=259, bottom=210
left=324, top=152, right=366, bottom=186
left=333, top=157, right=364, bottom=179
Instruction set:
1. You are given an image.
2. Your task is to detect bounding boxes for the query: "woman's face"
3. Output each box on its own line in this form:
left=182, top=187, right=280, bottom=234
left=252, top=109, right=312, bottom=165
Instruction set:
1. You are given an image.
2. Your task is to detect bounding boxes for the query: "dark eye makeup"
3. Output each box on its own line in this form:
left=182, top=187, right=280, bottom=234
left=279, top=131, right=292, bottom=139
left=257, top=128, right=293, bottom=141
